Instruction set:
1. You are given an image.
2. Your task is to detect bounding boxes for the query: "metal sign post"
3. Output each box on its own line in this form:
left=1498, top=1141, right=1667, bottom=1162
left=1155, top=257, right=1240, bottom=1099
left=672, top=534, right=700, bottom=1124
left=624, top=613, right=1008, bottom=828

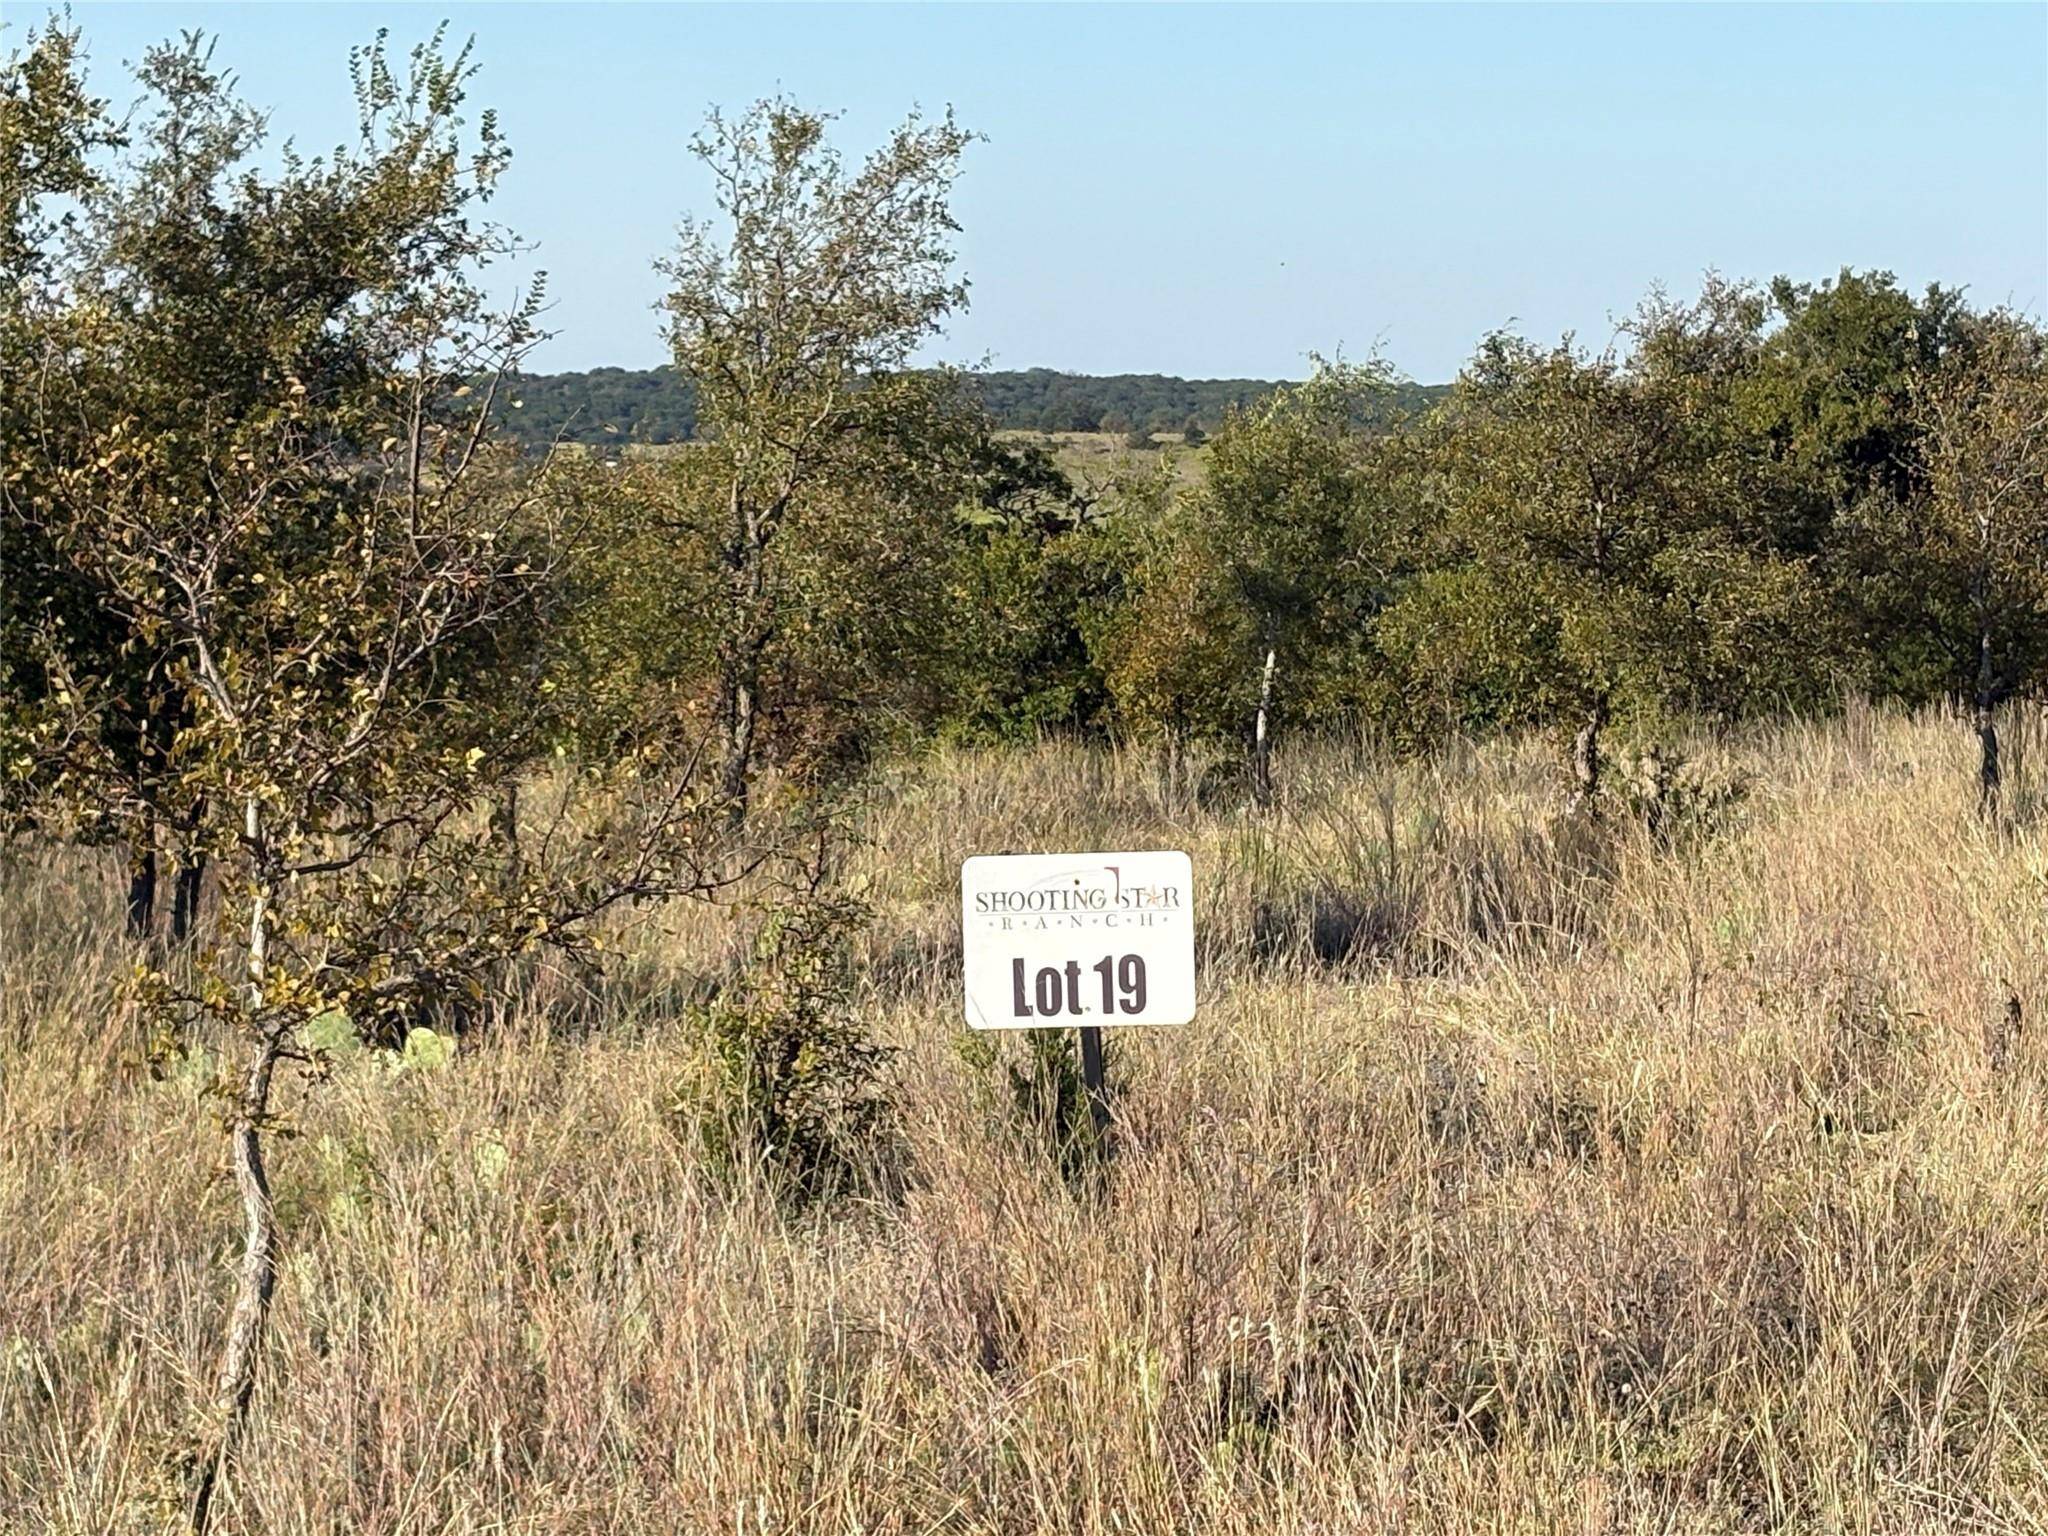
left=1077, top=1021, right=1110, bottom=1150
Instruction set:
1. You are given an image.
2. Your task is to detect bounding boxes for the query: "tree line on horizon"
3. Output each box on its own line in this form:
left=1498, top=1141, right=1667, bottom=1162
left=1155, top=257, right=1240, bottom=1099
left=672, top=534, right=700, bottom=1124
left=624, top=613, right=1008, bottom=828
left=4, top=24, right=2047, bottom=1525
left=490, top=363, right=1450, bottom=449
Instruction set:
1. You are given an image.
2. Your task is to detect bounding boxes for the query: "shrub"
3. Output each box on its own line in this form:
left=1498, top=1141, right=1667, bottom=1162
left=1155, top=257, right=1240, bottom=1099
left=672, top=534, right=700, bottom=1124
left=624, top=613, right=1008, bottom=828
left=678, top=889, right=895, bottom=1203
left=957, top=1027, right=1112, bottom=1191
left=1618, top=744, right=1752, bottom=847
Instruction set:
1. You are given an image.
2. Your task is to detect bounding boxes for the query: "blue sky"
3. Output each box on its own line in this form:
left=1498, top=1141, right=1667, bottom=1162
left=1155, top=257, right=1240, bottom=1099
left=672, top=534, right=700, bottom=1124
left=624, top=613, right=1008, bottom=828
left=52, top=2, right=2048, bottom=382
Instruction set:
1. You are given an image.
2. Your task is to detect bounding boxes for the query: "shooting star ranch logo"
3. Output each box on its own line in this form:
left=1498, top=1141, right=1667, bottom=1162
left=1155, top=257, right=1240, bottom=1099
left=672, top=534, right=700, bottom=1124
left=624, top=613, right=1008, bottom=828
left=971, top=860, right=1185, bottom=926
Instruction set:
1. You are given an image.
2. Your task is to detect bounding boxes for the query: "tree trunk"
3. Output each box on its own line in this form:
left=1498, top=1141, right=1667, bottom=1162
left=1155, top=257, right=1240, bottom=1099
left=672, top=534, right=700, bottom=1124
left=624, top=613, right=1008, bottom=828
left=1976, top=704, right=2001, bottom=822
left=1567, top=695, right=1609, bottom=815
left=490, top=782, right=524, bottom=888
left=1637, top=745, right=1672, bottom=844
left=1975, top=627, right=2001, bottom=822
left=186, top=1034, right=282, bottom=1533
left=715, top=473, right=771, bottom=837
left=718, top=660, right=759, bottom=834
left=171, top=855, right=206, bottom=947
left=126, top=825, right=158, bottom=941
left=187, top=802, right=283, bottom=1535
left=1250, top=645, right=1278, bottom=810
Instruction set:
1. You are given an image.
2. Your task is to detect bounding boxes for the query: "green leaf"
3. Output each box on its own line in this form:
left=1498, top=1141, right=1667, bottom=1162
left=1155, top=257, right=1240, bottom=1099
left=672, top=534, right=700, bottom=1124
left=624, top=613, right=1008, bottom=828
left=472, top=1132, right=510, bottom=1185
left=395, top=1026, right=455, bottom=1073
left=304, top=1009, right=358, bottom=1057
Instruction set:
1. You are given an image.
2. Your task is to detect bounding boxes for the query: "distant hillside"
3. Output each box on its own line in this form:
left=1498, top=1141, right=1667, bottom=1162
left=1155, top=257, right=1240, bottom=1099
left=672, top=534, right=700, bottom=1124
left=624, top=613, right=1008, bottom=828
left=494, top=366, right=1448, bottom=450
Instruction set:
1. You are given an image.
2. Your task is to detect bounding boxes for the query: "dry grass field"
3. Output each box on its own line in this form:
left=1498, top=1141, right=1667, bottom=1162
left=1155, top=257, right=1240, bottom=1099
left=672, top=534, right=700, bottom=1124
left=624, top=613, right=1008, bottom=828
left=6, top=705, right=2048, bottom=1533
left=616, top=430, right=1209, bottom=490
left=1002, top=429, right=1211, bottom=491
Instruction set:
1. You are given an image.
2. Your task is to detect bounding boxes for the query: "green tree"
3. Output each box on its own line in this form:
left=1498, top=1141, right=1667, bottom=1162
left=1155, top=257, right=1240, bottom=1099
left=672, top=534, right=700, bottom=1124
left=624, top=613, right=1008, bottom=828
left=1087, top=461, right=1244, bottom=754
left=1906, top=311, right=2048, bottom=817
left=1384, top=291, right=1832, bottom=807
left=0, top=21, right=185, bottom=936
left=1752, top=269, right=1969, bottom=529
left=3, top=34, right=744, bottom=1527
left=1096, top=362, right=1395, bottom=803
left=938, top=436, right=1113, bottom=740
left=658, top=99, right=978, bottom=826
left=1745, top=268, right=1972, bottom=699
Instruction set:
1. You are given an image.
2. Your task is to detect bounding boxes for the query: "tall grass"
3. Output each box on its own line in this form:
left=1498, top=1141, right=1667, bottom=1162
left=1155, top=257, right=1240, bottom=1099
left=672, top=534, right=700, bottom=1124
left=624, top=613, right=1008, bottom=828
left=5, top=705, right=2048, bottom=1532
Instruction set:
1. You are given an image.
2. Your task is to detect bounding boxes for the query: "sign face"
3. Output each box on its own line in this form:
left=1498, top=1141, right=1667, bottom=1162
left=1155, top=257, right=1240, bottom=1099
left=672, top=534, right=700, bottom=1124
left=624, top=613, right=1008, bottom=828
left=961, top=850, right=1195, bottom=1029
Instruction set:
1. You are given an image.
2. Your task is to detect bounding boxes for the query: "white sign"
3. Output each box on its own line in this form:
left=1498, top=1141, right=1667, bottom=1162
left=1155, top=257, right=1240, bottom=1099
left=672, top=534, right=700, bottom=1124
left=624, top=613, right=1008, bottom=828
left=961, top=850, right=1195, bottom=1029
